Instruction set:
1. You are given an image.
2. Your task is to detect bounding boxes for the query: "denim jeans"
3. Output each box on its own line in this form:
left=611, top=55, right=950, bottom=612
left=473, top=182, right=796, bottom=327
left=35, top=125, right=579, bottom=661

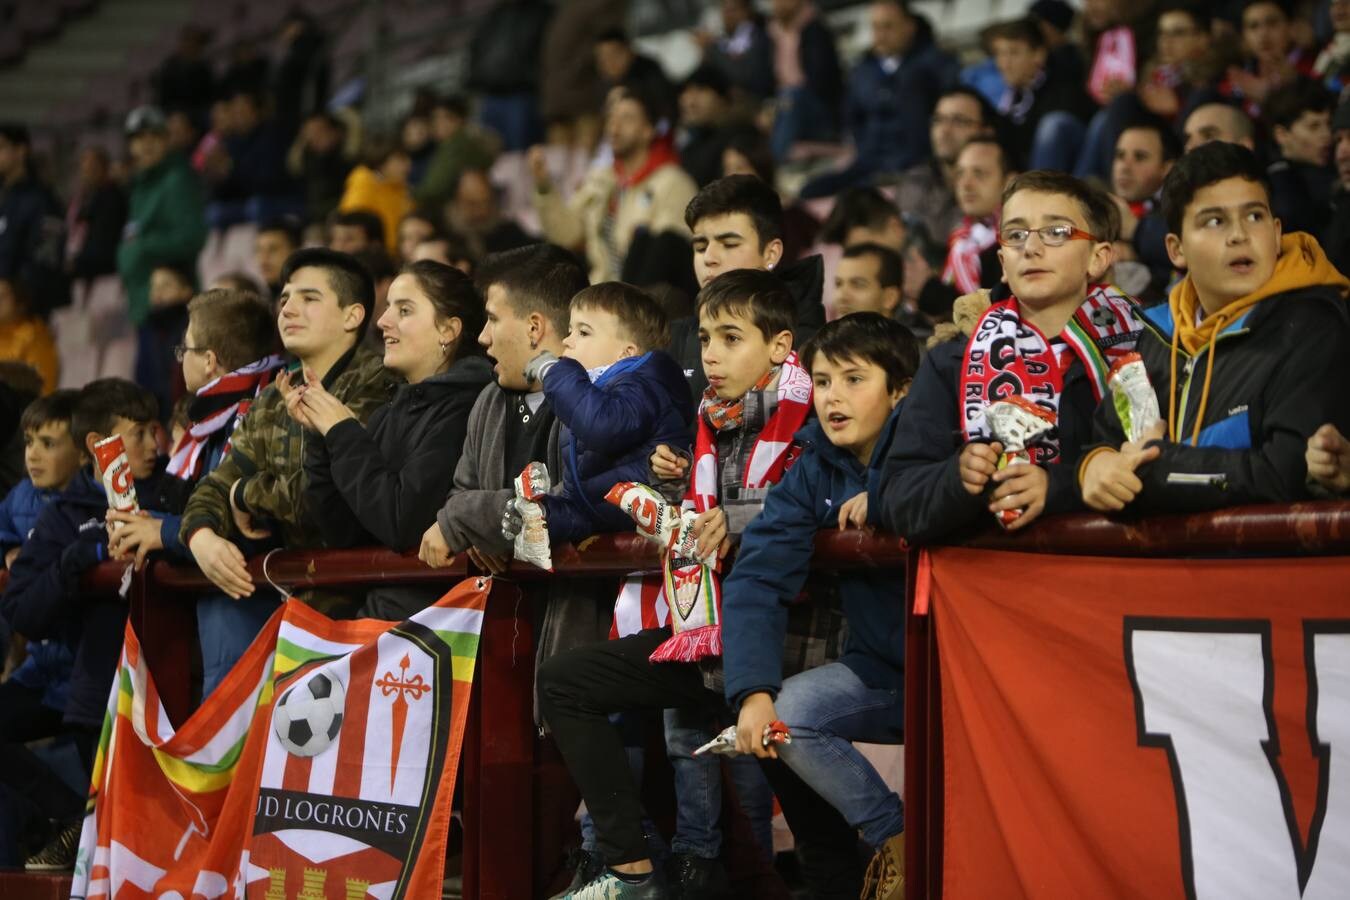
left=773, top=662, right=903, bottom=849
left=1028, top=111, right=1086, bottom=172
left=665, top=707, right=776, bottom=861
left=198, top=591, right=280, bottom=698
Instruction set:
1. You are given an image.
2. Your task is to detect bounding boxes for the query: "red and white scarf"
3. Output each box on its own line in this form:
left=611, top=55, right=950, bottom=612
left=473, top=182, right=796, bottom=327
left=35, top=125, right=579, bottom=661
left=167, top=355, right=285, bottom=481
left=610, top=354, right=814, bottom=662
left=943, top=217, right=998, bottom=295
left=1089, top=26, right=1137, bottom=105
left=960, top=285, right=1142, bottom=465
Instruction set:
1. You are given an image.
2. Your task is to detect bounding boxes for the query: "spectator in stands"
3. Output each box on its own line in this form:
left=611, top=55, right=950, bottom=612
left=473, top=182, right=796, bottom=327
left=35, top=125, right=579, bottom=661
left=1327, top=98, right=1350, bottom=276
left=1315, top=0, right=1350, bottom=91
left=0, top=124, right=66, bottom=317
left=875, top=171, right=1131, bottom=542
left=536, top=270, right=811, bottom=899
left=538, top=0, right=624, bottom=154
left=1111, top=117, right=1182, bottom=296
left=328, top=210, right=384, bottom=256
left=465, top=0, right=550, bottom=152
left=255, top=218, right=301, bottom=302
left=153, top=27, right=214, bottom=129
left=594, top=29, right=677, bottom=126
left=530, top=86, right=697, bottom=285
left=676, top=65, right=739, bottom=188
left=272, top=10, right=331, bottom=139
left=118, top=106, right=207, bottom=392
left=944, top=137, right=1016, bottom=294
left=181, top=251, right=395, bottom=645
left=418, top=244, right=587, bottom=573
left=203, top=88, right=301, bottom=228
left=140, top=263, right=195, bottom=416
left=166, top=111, right=200, bottom=157
left=698, top=0, right=777, bottom=103
left=1181, top=100, right=1258, bottom=151
left=397, top=211, right=440, bottom=266
left=1307, top=424, right=1350, bottom=493
left=2, top=378, right=189, bottom=871
left=298, top=261, right=492, bottom=619
left=402, top=113, right=436, bottom=189
left=800, top=0, right=958, bottom=199
left=767, top=0, right=844, bottom=160
left=833, top=243, right=904, bottom=319
left=411, top=234, right=475, bottom=273
left=413, top=96, right=497, bottom=219
left=66, top=147, right=128, bottom=283
left=0, top=280, right=57, bottom=394
left=1264, top=81, right=1337, bottom=237
left=338, top=139, right=414, bottom=257
left=821, top=186, right=906, bottom=252
left=987, top=18, right=1094, bottom=171
left=1027, top=0, right=1085, bottom=85
left=1082, top=142, right=1350, bottom=514
left=0, top=391, right=80, bottom=567
left=725, top=312, right=919, bottom=900
left=720, top=129, right=821, bottom=261
left=896, top=87, right=995, bottom=245
left=290, top=112, right=353, bottom=227
left=1221, top=0, right=1316, bottom=118
left=219, top=38, right=270, bottom=101
left=511, top=282, right=691, bottom=551
left=446, top=169, right=535, bottom=261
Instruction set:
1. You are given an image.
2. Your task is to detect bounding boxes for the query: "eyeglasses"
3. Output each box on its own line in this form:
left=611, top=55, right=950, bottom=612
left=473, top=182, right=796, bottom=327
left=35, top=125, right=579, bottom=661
left=173, top=343, right=206, bottom=362
left=999, top=224, right=1100, bottom=249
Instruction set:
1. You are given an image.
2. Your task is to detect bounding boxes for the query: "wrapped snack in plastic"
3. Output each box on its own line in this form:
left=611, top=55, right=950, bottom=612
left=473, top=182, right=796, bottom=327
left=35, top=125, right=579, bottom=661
left=604, top=482, right=714, bottom=565
left=512, top=462, right=553, bottom=571
left=693, top=721, right=793, bottom=756
left=1108, top=352, right=1161, bottom=443
left=985, top=396, right=1057, bottom=528
left=93, top=434, right=140, bottom=530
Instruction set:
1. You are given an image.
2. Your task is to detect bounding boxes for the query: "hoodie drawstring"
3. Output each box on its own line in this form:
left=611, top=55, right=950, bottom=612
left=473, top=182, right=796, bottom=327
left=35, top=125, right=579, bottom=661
left=1168, top=310, right=1230, bottom=446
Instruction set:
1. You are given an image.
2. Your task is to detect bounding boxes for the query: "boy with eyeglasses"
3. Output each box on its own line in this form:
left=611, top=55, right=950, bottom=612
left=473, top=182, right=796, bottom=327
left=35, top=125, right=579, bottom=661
left=875, top=170, right=1145, bottom=541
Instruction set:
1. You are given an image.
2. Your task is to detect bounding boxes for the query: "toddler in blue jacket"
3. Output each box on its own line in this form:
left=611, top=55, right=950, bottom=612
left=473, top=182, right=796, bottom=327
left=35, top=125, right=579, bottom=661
left=508, top=282, right=693, bottom=545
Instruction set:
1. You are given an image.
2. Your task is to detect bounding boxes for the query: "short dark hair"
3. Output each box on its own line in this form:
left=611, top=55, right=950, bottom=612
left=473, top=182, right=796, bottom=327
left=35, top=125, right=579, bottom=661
left=821, top=187, right=901, bottom=246
left=279, top=248, right=377, bottom=339
left=258, top=216, right=302, bottom=249
left=595, top=27, right=630, bottom=46
left=1160, top=141, right=1271, bottom=235
left=722, top=128, right=777, bottom=184
left=696, top=268, right=795, bottom=341
left=684, top=175, right=784, bottom=248
left=71, top=378, right=158, bottom=452
left=959, top=135, right=1020, bottom=176
left=1157, top=1, right=1211, bottom=33
left=612, top=84, right=661, bottom=129
left=801, top=312, right=920, bottom=394
left=331, top=210, right=386, bottom=246
left=476, top=243, right=589, bottom=336
left=352, top=246, right=398, bottom=283
left=401, top=259, right=487, bottom=359
left=1001, top=170, right=1122, bottom=242
left=213, top=271, right=264, bottom=295
left=842, top=243, right=904, bottom=289
left=152, top=262, right=196, bottom=292
left=571, top=282, right=671, bottom=351
left=937, top=86, right=996, bottom=129
left=1263, top=81, right=1335, bottom=132
left=1240, top=0, right=1289, bottom=21
left=1118, top=114, right=1183, bottom=162
left=985, top=17, right=1046, bottom=49
left=188, top=288, right=277, bottom=372
left=20, top=389, right=79, bottom=435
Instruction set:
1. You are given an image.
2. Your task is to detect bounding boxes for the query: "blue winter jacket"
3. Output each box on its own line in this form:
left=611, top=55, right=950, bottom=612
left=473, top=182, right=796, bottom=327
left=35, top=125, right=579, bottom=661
left=538, top=350, right=694, bottom=544
left=722, top=405, right=906, bottom=725
left=0, top=478, right=59, bottom=553
left=846, top=25, right=958, bottom=174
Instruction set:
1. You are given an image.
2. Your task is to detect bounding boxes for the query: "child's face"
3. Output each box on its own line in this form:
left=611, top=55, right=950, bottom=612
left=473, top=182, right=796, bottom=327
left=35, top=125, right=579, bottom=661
left=1164, top=177, right=1281, bottom=313
left=150, top=269, right=192, bottom=307
left=691, top=213, right=781, bottom=288
left=180, top=322, right=216, bottom=393
left=698, top=307, right=791, bottom=401
left=1242, top=1, right=1290, bottom=61
left=991, top=38, right=1046, bottom=90
left=997, top=190, right=1112, bottom=311
left=810, top=353, right=903, bottom=465
left=24, top=422, right=81, bottom=491
left=1276, top=109, right=1333, bottom=168
left=104, top=417, right=159, bottom=481
left=834, top=256, right=899, bottom=317
left=563, top=306, right=637, bottom=372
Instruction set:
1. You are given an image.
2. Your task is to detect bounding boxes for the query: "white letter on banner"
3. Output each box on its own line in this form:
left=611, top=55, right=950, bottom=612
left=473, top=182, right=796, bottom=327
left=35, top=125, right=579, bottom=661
left=1128, top=627, right=1350, bottom=900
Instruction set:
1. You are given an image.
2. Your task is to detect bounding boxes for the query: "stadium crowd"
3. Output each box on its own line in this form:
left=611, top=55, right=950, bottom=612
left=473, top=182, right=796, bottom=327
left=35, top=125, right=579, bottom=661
left=0, top=0, right=1348, bottom=896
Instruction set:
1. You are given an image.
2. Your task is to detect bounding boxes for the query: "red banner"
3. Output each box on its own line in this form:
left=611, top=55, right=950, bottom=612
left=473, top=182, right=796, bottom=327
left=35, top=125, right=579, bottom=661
left=925, top=548, right=1350, bottom=899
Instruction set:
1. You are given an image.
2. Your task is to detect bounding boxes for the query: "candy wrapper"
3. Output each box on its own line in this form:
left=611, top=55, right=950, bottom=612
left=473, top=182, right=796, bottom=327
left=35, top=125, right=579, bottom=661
left=985, top=396, right=1057, bottom=529
left=512, top=462, right=553, bottom=571
left=693, top=722, right=793, bottom=757
left=604, top=482, right=715, bottom=565
left=1107, top=352, right=1161, bottom=443
left=93, top=434, right=140, bottom=529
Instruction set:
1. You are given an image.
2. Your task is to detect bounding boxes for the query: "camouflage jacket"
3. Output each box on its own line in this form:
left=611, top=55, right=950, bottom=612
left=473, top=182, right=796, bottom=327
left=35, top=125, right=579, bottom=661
left=179, top=344, right=396, bottom=550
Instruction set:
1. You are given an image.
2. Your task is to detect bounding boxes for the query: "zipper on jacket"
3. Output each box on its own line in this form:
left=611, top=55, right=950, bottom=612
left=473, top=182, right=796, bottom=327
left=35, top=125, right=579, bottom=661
left=1172, top=326, right=1250, bottom=441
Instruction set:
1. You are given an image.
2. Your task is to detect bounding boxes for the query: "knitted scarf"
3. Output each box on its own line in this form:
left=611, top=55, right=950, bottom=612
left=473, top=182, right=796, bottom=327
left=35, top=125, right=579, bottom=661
left=167, top=355, right=285, bottom=481
left=960, top=285, right=1143, bottom=465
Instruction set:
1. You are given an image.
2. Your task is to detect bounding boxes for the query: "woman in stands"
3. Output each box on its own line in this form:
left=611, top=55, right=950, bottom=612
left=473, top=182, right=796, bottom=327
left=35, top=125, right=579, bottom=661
left=288, top=259, right=492, bottom=619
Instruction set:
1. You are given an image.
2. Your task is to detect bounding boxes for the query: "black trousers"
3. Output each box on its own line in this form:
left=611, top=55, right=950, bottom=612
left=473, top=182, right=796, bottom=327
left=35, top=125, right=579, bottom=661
left=0, top=680, right=95, bottom=825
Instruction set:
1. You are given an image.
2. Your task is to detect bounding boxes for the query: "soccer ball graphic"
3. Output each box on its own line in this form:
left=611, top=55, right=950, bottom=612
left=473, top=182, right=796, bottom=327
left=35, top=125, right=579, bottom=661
left=273, top=670, right=346, bottom=757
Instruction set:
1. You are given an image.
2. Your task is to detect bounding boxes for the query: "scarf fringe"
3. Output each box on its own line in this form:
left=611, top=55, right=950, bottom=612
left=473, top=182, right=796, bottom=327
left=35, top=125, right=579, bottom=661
left=649, top=625, right=722, bottom=663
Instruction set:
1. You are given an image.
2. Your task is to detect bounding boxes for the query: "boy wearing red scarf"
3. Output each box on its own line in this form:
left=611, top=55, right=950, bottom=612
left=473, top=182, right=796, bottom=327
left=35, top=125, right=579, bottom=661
left=876, top=171, right=1142, bottom=542
left=538, top=269, right=810, bottom=900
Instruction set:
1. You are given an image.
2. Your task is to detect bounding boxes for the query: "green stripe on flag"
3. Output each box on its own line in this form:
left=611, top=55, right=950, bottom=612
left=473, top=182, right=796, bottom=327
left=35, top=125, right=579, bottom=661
left=432, top=630, right=481, bottom=660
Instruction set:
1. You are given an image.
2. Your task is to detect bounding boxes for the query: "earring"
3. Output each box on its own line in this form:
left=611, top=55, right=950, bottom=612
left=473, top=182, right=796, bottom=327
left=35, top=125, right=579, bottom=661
left=439, top=341, right=450, bottom=356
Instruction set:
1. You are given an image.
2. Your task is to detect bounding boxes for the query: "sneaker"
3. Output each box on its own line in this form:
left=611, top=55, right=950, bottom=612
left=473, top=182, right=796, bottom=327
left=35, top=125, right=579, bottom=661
left=669, top=853, right=731, bottom=900
left=860, top=833, right=904, bottom=900
left=550, top=849, right=606, bottom=899
left=560, top=868, right=671, bottom=899
left=25, top=822, right=81, bottom=872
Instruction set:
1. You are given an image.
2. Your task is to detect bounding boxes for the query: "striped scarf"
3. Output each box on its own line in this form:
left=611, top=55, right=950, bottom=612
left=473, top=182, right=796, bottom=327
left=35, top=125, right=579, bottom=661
left=943, top=217, right=998, bottom=295
left=167, top=355, right=285, bottom=481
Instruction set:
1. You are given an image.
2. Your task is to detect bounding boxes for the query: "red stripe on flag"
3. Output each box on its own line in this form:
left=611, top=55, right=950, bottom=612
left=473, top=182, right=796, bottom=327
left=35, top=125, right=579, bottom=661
left=331, top=640, right=378, bottom=797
